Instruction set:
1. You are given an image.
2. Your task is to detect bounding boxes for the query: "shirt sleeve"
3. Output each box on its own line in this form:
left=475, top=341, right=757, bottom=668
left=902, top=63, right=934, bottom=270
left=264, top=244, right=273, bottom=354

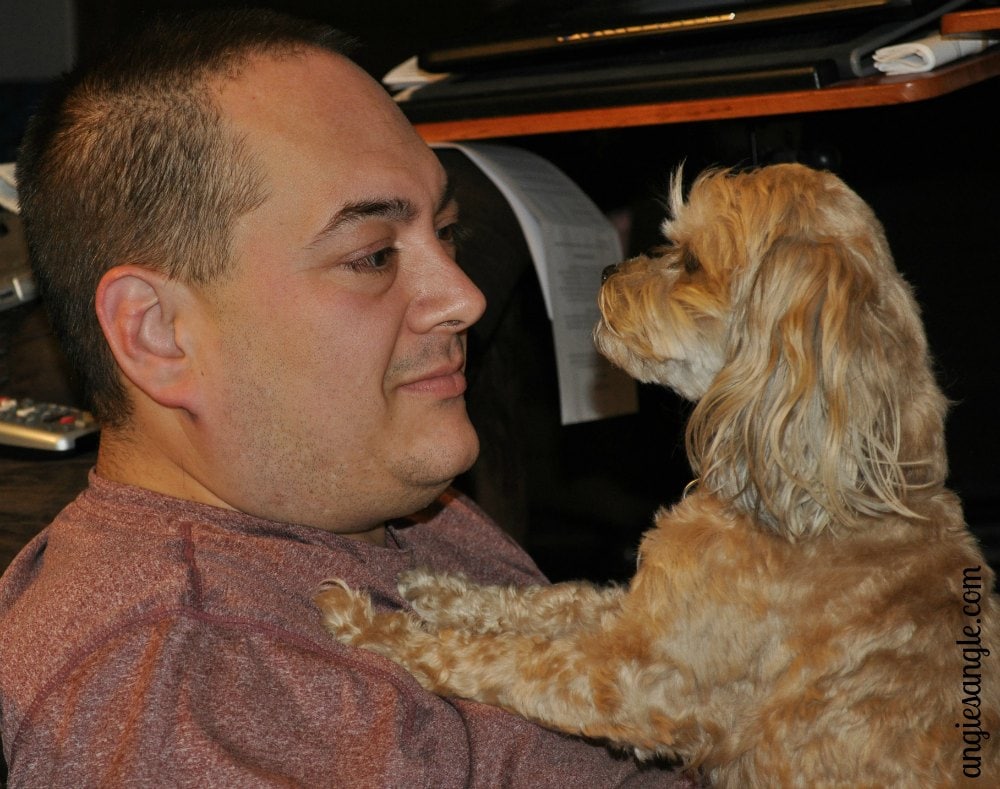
left=6, top=611, right=692, bottom=789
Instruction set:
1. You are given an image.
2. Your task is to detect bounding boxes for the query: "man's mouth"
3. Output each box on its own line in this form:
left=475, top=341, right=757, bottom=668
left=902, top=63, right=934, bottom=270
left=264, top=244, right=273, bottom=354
left=398, top=361, right=467, bottom=398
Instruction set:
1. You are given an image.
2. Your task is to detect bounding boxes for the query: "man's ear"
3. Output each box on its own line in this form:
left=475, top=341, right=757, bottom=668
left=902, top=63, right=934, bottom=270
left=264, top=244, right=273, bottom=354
left=95, top=264, right=201, bottom=412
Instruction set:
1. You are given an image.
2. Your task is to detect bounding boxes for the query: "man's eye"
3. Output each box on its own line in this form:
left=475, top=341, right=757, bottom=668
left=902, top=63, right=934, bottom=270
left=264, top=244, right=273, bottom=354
left=436, top=222, right=468, bottom=246
left=343, top=247, right=395, bottom=273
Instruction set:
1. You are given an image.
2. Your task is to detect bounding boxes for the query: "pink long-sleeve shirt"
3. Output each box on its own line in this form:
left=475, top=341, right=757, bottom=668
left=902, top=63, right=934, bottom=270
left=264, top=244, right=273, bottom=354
left=0, top=472, right=690, bottom=787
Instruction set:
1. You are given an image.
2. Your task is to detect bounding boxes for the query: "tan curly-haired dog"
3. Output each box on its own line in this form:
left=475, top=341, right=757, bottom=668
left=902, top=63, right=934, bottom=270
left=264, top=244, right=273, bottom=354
left=317, top=163, right=999, bottom=787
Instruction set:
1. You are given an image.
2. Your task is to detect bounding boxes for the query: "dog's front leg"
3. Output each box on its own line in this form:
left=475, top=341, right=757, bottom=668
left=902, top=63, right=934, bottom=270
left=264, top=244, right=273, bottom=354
left=316, top=580, right=683, bottom=759
left=398, top=568, right=626, bottom=637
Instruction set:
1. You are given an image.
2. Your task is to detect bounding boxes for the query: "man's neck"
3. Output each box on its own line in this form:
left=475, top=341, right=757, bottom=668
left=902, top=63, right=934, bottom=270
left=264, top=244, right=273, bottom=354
left=95, top=428, right=388, bottom=547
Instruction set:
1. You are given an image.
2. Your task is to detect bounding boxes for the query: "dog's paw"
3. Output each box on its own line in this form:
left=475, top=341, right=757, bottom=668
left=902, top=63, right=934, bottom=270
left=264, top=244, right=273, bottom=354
left=315, top=578, right=445, bottom=691
left=314, top=579, right=376, bottom=643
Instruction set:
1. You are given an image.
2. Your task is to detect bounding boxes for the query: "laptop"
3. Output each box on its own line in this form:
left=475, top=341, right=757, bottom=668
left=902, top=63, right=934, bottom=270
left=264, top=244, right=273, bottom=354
left=417, top=0, right=966, bottom=73
left=396, top=0, right=970, bottom=122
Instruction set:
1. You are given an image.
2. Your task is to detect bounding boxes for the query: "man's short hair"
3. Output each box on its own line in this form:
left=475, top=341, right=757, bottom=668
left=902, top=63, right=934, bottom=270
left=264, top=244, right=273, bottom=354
left=16, top=9, right=355, bottom=427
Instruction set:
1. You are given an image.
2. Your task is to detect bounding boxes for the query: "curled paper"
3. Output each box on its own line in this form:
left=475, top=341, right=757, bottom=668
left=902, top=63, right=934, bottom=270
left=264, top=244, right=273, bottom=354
left=873, top=33, right=998, bottom=75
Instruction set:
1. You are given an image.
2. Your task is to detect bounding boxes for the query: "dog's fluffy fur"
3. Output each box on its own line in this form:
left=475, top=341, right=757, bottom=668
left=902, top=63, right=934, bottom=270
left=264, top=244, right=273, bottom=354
left=316, top=163, right=999, bottom=787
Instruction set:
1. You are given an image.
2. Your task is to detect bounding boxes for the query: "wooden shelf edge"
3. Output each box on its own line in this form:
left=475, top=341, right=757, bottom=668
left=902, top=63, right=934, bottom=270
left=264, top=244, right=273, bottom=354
left=941, top=8, right=1000, bottom=34
left=413, top=49, right=1000, bottom=142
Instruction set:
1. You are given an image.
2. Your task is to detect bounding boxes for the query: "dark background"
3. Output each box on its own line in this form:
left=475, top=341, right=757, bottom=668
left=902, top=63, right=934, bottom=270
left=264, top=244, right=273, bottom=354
left=2, top=1, right=998, bottom=582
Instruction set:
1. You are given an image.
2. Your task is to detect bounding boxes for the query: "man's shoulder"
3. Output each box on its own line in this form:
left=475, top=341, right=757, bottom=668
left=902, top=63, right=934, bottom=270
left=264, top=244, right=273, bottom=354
left=0, top=490, right=190, bottom=706
left=0, top=483, right=263, bottom=706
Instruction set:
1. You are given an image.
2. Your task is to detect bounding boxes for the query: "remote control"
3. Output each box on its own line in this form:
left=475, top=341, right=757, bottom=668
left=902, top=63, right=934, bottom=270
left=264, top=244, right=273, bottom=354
left=0, top=396, right=99, bottom=451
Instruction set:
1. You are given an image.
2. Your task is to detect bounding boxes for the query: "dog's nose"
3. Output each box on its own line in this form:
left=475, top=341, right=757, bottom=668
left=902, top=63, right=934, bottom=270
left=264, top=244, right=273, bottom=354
left=601, top=264, right=619, bottom=283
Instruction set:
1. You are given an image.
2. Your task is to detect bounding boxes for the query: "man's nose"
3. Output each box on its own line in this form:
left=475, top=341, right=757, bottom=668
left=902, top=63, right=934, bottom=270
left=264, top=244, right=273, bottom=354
left=412, top=257, right=487, bottom=334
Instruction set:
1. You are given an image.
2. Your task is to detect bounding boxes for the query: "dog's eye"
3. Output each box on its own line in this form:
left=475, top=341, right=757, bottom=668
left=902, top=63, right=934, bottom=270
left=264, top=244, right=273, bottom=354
left=681, top=249, right=701, bottom=274
left=643, top=243, right=673, bottom=259
left=665, top=247, right=700, bottom=274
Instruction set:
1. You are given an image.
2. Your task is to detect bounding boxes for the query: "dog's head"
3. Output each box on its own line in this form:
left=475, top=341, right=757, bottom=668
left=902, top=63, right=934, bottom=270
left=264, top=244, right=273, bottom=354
left=595, top=163, right=948, bottom=539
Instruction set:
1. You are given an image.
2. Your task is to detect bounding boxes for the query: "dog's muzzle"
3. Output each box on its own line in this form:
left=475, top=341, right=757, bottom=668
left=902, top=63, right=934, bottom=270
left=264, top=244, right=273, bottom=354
left=601, top=263, right=620, bottom=283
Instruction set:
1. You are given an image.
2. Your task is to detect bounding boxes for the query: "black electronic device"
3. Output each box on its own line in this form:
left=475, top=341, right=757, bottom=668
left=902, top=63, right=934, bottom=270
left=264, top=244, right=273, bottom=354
left=416, top=0, right=965, bottom=73
left=395, top=0, right=969, bottom=123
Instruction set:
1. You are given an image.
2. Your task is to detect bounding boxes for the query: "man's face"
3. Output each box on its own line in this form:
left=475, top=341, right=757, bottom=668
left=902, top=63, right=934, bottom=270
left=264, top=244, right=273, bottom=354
left=187, top=49, right=485, bottom=536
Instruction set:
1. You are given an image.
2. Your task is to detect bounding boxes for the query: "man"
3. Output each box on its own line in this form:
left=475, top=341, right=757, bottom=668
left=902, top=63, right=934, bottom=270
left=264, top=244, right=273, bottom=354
left=0, top=9, right=690, bottom=787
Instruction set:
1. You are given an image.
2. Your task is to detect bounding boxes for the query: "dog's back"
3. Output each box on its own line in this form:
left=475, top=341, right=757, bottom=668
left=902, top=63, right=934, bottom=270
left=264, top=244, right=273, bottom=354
left=633, top=490, right=999, bottom=787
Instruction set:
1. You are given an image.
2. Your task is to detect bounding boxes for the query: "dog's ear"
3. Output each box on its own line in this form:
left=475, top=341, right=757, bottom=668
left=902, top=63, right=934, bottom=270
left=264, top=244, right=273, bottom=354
left=686, top=226, right=947, bottom=539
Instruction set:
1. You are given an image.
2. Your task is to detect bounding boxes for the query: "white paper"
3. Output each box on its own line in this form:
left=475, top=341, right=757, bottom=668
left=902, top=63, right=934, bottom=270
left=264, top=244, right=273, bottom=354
left=873, top=33, right=997, bottom=75
left=382, top=55, right=450, bottom=100
left=0, top=163, right=19, bottom=214
left=435, top=142, right=638, bottom=425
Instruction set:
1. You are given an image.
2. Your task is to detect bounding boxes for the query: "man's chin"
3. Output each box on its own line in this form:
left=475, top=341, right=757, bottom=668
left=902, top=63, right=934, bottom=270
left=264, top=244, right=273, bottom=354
left=418, top=453, right=479, bottom=501
left=401, top=441, right=480, bottom=511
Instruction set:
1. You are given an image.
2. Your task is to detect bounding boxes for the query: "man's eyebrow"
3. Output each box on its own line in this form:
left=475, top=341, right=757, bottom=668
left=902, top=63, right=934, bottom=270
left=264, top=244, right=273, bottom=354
left=306, top=178, right=457, bottom=249
left=306, top=198, right=415, bottom=249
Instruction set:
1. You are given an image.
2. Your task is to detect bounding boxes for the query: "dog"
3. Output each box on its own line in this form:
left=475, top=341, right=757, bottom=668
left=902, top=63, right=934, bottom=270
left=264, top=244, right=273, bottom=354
left=316, top=163, right=999, bottom=787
